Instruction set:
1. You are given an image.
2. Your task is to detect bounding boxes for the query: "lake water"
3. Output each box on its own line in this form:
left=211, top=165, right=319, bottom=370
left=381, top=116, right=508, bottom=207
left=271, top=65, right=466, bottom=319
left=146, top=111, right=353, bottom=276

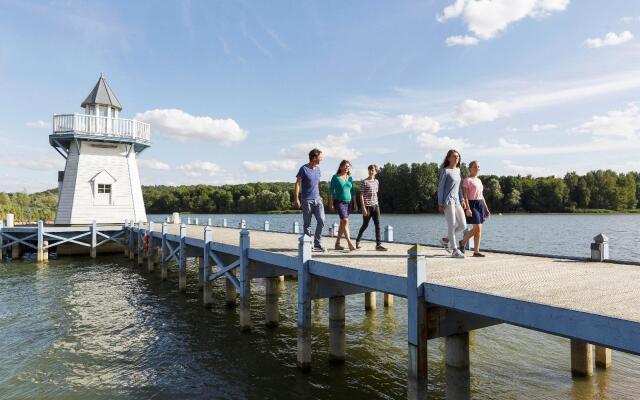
left=1, top=214, right=638, bottom=399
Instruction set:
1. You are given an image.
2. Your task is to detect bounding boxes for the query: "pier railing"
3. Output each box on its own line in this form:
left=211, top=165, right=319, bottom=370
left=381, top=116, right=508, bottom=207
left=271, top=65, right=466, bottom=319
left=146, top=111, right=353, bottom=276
left=52, top=113, right=151, bottom=143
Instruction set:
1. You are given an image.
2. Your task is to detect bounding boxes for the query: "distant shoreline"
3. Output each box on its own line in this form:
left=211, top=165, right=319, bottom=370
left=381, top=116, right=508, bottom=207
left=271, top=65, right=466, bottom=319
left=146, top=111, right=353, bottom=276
left=152, top=209, right=640, bottom=216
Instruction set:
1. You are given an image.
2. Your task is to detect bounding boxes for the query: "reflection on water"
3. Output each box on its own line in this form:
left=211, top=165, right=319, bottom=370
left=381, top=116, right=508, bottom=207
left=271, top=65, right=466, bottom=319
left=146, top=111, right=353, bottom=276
left=0, top=214, right=639, bottom=399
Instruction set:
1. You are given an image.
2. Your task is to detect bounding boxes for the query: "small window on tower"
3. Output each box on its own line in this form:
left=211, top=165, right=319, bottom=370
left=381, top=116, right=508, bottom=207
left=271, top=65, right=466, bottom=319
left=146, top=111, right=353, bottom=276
left=98, top=184, right=112, bottom=194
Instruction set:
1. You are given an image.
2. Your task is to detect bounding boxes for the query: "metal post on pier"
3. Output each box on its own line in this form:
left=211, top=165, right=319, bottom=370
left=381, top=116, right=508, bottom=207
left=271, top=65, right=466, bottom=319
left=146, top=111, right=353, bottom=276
left=147, top=221, right=155, bottom=272
left=330, top=222, right=338, bottom=237
left=239, top=219, right=246, bottom=229
left=178, top=224, right=187, bottom=291
left=90, top=221, right=97, bottom=259
left=293, top=221, right=299, bottom=234
left=264, top=220, right=270, bottom=231
left=223, top=218, right=228, bottom=227
left=239, top=229, right=251, bottom=331
left=407, top=244, right=428, bottom=400
left=161, top=222, right=168, bottom=280
left=203, top=226, right=213, bottom=307
left=37, top=220, right=45, bottom=262
left=187, top=217, right=191, bottom=225
left=297, top=234, right=313, bottom=370
left=195, top=218, right=199, bottom=225
left=208, top=218, right=212, bottom=226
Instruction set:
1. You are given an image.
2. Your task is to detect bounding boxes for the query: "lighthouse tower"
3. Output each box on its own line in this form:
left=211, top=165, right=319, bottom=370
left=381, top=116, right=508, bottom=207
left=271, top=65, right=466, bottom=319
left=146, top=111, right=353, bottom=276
left=50, top=75, right=150, bottom=224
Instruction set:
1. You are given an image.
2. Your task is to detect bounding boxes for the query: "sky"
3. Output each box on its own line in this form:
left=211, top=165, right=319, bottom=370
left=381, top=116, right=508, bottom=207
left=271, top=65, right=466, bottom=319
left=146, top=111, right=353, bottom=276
left=1, top=0, right=640, bottom=192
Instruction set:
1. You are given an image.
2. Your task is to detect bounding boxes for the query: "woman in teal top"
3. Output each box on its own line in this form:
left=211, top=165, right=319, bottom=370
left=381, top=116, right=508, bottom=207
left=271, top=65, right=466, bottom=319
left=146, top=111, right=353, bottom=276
left=328, top=160, right=356, bottom=251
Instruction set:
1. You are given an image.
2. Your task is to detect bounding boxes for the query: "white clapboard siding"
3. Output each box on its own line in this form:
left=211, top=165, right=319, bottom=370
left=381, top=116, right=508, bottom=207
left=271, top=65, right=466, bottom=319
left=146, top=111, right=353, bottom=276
left=55, top=141, right=147, bottom=224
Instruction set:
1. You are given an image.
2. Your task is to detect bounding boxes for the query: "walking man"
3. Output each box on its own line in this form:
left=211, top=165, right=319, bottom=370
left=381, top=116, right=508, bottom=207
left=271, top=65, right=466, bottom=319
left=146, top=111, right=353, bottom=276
left=295, top=148, right=326, bottom=251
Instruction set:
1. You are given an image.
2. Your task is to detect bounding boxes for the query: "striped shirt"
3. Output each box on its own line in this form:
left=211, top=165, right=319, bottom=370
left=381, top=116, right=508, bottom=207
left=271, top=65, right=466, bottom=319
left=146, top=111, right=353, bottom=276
left=360, top=179, right=379, bottom=206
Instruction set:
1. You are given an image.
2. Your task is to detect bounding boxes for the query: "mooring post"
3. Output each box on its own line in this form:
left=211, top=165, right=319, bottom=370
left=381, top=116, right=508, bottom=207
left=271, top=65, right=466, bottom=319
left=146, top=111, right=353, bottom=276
left=223, top=218, right=227, bottom=227
left=123, top=220, right=130, bottom=257
left=331, top=222, right=338, bottom=237
left=407, top=244, right=428, bottom=400
left=203, top=226, right=213, bottom=307
left=239, top=229, right=252, bottom=331
left=147, top=221, right=155, bottom=272
left=446, top=332, right=471, bottom=400
left=462, top=226, right=475, bottom=251
left=239, top=219, right=246, bottom=229
left=297, top=234, right=313, bottom=370
left=264, top=220, right=270, bottom=231
left=6, top=213, right=14, bottom=227
left=172, top=212, right=180, bottom=224
left=187, top=217, right=191, bottom=225
left=161, top=222, right=168, bottom=280
left=208, top=218, right=212, bottom=226
left=137, top=221, right=144, bottom=266
left=365, top=291, right=377, bottom=311
left=265, top=276, right=280, bottom=327
left=37, top=220, right=45, bottom=262
left=329, top=295, right=346, bottom=363
left=383, top=225, right=394, bottom=308
left=90, top=220, right=97, bottom=259
left=129, top=221, right=135, bottom=260
left=178, top=224, right=187, bottom=291
left=571, top=340, right=594, bottom=377
left=293, top=221, right=299, bottom=234
left=195, top=218, right=199, bottom=225
left=590, top=233, right=612, bottom=369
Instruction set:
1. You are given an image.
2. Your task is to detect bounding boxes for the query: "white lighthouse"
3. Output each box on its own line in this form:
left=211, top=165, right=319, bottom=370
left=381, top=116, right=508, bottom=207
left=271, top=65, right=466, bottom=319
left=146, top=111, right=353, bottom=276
left=50, top=75, right=150, bottom=224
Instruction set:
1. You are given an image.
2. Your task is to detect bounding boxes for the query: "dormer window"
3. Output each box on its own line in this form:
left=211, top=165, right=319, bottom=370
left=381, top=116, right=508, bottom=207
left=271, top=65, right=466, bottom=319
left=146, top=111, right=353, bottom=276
left=91, top=169, right=117, bottom=206
left=98, top=184, right=111, bottom=194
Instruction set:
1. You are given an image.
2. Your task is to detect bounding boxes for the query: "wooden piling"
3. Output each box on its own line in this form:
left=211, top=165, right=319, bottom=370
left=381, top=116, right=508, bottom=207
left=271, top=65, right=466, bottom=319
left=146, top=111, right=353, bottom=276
left=147, top=221, right=155, bottom=272
left=329, top=295, right=346, bottom=363
left=265, top=277, right=280, bottom=327
left=595, top=346, right=612, bottom=369
left=384, top=293, right=394, bottom=308
left=37, top=220, right=45, bottom=262
left=203, top=226, right=213, bottom=307
left=137, top=221, right=144, bottom=266
left=297, top=235, right=313, bottom=370
left=446, top=332, right=471, bottom=400
left=123, top=220, right=130, bottom=257
left=129, top=222, right=135, bottom=260
left=571, top=340, right=594, bottom=377
left=239, top=229, right=251, bottom=331
left=178, top=224, right=187, bottom=291
left=365, top=291, right=377, bottom=311
left=197, top=256, right=204, bottom=289
left=90, top=221, right=97, bottom=259
left=160, top=222, right=168, bottom=280
left=407, top=245, right=428, bottom=400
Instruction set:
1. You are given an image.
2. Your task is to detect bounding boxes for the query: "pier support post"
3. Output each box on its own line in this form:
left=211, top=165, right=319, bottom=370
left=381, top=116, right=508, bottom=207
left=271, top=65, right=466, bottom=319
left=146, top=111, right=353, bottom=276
left=137, top=221, right=144, bottom=266
left=595, top=346, right=612, bottom=369
left=203, top=227, right=213, bottom=307
left=446, top=332, right=471, bottom=400
left=123, top=220, right=129, bottom=257
left=384, top=293, right=394, bottom=308
left=365, top=291, right=377, bottom=311
left=160, top=222, right=168, bottom=280
left=329, top=295, right=346, bottom=363
left=37, top=220, right=45, bottom=262
left=226, top=274, right=237, bottom=306
left=147, top=222, right=155, bottom=272
left=129, top=222, right=135, bottom=260
left=265, top=277, right=280, bottom=327
left=407, top=245, right=428, bottom=400
left=90, top=221, right=97, bottom=259
left=239, top=229, right=251, bottom=331
left=197, top=256, right=204, bottom=289
left=570, top=340, right=594, bottom=377
left=178, top=224, right=187, bottom=291
left=297, top=235, right=313, bottom=370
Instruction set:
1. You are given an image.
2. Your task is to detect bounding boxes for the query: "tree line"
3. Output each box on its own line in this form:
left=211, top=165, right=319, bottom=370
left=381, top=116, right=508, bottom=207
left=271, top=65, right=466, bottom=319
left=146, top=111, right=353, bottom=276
left=1, top=164, right=638, bottom=222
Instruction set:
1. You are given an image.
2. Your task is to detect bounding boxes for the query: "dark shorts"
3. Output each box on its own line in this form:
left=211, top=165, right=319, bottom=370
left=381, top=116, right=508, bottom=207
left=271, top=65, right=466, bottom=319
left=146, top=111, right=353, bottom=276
left=334, top=200, right=350, bottom=220
left=466, top=200, right=485, bottom=225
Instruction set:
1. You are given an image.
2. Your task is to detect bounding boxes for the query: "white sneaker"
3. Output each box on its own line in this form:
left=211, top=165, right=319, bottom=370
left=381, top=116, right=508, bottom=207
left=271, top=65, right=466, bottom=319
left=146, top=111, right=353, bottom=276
left=440, top=238, right=451, bottom=253
left=451, top=249, right=465, bottom=258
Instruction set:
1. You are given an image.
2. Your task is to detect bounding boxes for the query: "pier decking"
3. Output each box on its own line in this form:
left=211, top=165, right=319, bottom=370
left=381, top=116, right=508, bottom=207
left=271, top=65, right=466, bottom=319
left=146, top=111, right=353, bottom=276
left=1, top=219, right=637, bottom=399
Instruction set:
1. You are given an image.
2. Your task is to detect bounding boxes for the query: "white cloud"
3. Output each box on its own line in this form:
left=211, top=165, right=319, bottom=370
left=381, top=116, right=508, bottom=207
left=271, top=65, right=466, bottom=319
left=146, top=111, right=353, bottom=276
left=497, top=138, right=531, bottom=149
left=531, top=123, right=557, bottom=131
left=455, top=99, right=500, bottom=126
left=26, top=120, right=51, bottom=128
left=1, top=155, right=63, bottom=171
left=503, top=160, right=556, bottom=177
left=438, top=0, right=569, bottom=40
left=280, top=133, right=361, bottom=160
left=576, top=104, right=640, bottom=139
left=177, top=161, right=224, bottom=177
left=416, top=132, right=467, bottom=157
left=138, top=159, right=170, bottom=170
left=445, top=35, right=479, bottom=47
left=134, top=109, right=247, bottom=144
left=399, top=114, right=441, bottom=134
left=242, top=159, right=297, bottom=173
left=620, top=16, right=640, bottom=24
left=585, top=31, right=634, bottom=48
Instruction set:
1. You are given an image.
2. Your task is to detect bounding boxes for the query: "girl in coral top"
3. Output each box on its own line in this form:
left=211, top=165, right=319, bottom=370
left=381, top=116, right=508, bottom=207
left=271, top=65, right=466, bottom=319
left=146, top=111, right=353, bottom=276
left=460, top=160, right=491, bottom=257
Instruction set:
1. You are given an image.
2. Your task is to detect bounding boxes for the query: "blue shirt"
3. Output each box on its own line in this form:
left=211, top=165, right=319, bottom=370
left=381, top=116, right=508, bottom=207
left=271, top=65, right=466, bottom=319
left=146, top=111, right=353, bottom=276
left=437, top=168, right=464, bottom=206
left=296, top=164, right=322, bottom=201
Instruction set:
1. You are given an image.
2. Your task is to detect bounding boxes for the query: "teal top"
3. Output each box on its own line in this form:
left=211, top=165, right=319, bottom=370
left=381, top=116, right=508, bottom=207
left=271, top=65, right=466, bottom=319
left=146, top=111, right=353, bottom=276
left=329, top=174, right=354, bottom=202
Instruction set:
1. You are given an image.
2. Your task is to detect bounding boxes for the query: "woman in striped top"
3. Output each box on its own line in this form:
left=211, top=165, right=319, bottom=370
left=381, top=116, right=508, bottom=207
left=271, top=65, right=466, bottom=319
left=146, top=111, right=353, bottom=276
left=355, top=164, right=387, bottom=251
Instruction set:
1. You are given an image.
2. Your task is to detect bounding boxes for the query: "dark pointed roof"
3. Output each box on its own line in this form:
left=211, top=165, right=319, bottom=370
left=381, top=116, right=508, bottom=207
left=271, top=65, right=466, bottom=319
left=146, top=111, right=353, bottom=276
left=81, top=74, right=122, bottom=111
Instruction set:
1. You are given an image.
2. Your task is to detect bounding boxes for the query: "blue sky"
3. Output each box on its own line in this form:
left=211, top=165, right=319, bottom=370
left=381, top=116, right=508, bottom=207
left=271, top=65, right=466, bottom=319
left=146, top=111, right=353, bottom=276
left=1, top=0, right=640, bottom=192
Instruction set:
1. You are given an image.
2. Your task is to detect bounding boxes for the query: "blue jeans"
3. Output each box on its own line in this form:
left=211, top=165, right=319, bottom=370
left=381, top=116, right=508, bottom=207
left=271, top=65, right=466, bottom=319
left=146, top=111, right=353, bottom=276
left=302, top=198, right=325, bottom=248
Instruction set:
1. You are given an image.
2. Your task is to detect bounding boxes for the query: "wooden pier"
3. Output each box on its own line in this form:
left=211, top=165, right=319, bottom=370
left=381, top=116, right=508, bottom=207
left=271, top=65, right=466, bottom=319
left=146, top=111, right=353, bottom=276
left=1, top=218, right=637, bottom=399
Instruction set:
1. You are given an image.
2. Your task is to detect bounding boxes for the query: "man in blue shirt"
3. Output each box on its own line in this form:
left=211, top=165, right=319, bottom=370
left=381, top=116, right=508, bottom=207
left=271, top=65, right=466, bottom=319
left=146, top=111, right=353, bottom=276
left=295, top=148, right=326, bottom=251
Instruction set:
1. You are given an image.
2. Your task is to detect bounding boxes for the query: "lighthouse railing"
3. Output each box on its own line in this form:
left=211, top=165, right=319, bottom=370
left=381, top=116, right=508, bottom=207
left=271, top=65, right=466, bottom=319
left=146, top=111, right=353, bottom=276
left=53, top=113, right=150, bottom=143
